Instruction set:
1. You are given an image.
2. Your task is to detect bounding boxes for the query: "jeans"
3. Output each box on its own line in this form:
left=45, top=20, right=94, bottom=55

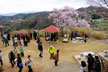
left=18, top=66, right=23, bottom=72
left=28, top=66, right=33, bottom=72
left=39, top=51, right=43, bottom=57
left=5, top=42, right=9, bottom=47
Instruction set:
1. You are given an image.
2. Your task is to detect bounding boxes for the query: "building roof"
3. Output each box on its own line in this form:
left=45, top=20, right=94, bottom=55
left=43, top=25, right=60, bottom=32
left=0, top=25, right=6, bottom=28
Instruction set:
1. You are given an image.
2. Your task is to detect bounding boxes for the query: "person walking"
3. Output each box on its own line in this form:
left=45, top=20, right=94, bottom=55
left=8, top=50, right=15, bottom=67
left=48, top=46, right=55, bottom=59
left=87, top=54, right=95, bottom=72
left=71, top=32, right=74, bottom=40
left=33, top=31, right=37, bottom=40
left=25, top=55, right=33, bottom=72
left=4, top=38, right=9, bottom=47
left=38, top=42, right=43, bottom=57
left=13, top=46, right=18, bottom=58
left=29, top=32, right=32, bottom=40
left=19, top=44, right=24, bottom=57
left=53, top=49, right=59, bottom=66
left=92, top=56, right=101, bottom=72
left=75, top=32, right=78, bottom=38
left=17, top=54, right=23, bottom=72
left=7, top=32, right=11, bottom=41
left=0, top=50, right=3, bottom=66
left=79, top=61, right=86, bottom=72
left=20, top=32, right=23, bottom=39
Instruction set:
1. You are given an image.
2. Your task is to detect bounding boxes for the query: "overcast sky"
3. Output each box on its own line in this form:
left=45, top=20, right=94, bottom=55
left=0, top=0, right=89, bottom=14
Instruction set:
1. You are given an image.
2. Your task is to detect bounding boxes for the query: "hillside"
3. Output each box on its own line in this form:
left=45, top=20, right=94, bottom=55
left=78, top=6, right=108, bottom=18
left=0, top=6, right=108, bottom=31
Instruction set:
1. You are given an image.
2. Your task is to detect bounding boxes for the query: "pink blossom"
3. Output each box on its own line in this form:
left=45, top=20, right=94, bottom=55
left=48, top=6, right=90, bottom=28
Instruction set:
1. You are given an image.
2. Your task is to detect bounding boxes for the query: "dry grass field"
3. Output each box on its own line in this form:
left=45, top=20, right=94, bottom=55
left=0, top=37, right=108, bottom=72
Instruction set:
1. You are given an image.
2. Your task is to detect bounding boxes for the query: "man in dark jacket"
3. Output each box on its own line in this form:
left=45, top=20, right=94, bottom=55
left=93, top=56, right=101, bottom=72
left=38, top=42, right=43, bottom=57
left=87, top=54, right=95, bottom=72
left=33, top=31, right=37, bottom=40
left=8, top=51, right=15, bottom=67
left=17, top=54, right=23, bottom=72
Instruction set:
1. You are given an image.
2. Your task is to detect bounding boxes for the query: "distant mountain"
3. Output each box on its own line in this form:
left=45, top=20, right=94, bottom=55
left=0, top=13, right=18, bottom=16
left=0, top=11, right=52, bottom=30
left=0, top=15, right=2, bottom=17
left=78, top=6, right=108, bottom=17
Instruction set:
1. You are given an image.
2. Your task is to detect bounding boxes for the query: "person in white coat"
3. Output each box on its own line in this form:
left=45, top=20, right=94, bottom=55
left=25, top=55, right=33, bottom=72
left=79, top=61, right=86, bottom=72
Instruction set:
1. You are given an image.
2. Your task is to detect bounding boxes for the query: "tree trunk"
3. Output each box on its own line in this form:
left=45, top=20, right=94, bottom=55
left=60, top=27, right=64, bottom=37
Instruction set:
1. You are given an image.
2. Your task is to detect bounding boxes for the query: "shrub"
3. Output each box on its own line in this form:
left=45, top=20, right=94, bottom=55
left=91, top=31, right=107, bottom=39
left=39, top=30, right=45, bottom=37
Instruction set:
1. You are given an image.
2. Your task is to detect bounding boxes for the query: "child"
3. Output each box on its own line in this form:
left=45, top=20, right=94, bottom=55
left=19, top=44, right=24, bottom=57
left=79, top=61, right=86, bottom=72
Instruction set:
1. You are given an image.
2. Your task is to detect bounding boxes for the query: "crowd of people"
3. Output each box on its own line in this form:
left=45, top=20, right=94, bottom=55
left=79, top=54, right=104, bottom=72
left=46, top=33, right=57, bottom=41
left=70, top=31, right=88, bottom=43
left=0, top=31, right=105, bottom=72
left=0, top=30, right=60, bottom=72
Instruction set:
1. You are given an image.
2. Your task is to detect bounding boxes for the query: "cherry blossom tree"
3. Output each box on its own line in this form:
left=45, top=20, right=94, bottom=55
left=77, top=19, right=90, bottom=28
left=87, top=0, right=108, bottom=8
left=48, top=6, right=90, bottom=29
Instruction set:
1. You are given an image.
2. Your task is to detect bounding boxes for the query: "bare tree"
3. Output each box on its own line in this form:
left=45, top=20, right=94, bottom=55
left=87, top=0, right=108, bottom=8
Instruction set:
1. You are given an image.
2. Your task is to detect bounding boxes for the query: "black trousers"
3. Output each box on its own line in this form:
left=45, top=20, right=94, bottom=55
left=0, top=59, right=3, bottom=65
left=18, top=66, right=23, bottom=72
left=54, top=61, right=58, bottom=66
left=88, top=65, right=93, bottom=72
left=21, top=52, right=24, bottom=57
left=28, top=66, right=33, bottom=72
left=10, top=58, right=15, bottom=67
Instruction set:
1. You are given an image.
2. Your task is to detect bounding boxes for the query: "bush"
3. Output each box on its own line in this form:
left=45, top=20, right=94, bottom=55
left=11, top=29, right=32, bottom=35
left=91, top=31, right=108, bottom=39
left=39, top=30, right=45, bottom=37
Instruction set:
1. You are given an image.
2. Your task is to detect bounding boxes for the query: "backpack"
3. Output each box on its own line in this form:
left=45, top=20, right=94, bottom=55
left=25, top=61, right=30, bottom=66
left=25, top=61, right=28, bottom=66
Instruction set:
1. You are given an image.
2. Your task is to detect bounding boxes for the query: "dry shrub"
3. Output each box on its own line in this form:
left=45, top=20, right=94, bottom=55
left=91, top=31, right=107, bottom=39
left=10, top=28, right=108, bottom=40
left=63, top=27, right=108, bottom=40
left=39, top=30, right=45, bottom=37
left=11, top=29, right=32, bottom=35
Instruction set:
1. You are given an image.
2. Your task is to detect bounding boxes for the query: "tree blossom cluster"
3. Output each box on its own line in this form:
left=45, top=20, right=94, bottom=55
left=48, top=6, right=90, bottom=28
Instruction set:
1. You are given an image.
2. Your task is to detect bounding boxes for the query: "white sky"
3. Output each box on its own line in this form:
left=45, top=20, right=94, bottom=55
left=0, top=0, right=89, bottom=14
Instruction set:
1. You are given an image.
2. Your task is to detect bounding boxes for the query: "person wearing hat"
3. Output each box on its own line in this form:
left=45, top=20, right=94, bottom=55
left=13, top=46, right=18, bottom=58
left=48, top=46, right=55, bottom=59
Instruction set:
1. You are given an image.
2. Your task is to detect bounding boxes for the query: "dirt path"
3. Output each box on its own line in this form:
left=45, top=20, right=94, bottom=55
left=0, top=38, right=108, bottom=72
